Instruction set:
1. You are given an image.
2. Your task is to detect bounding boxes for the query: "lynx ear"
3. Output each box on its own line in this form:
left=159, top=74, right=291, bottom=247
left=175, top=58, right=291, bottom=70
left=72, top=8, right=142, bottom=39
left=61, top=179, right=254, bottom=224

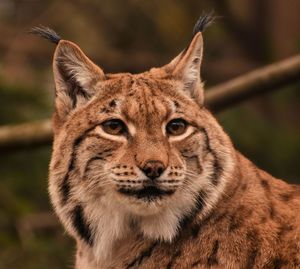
left=53, top=40, right=105, bottom=120
left=154, top=14, right=214, bottom=106
left=171, top=32, right=204, bottom=105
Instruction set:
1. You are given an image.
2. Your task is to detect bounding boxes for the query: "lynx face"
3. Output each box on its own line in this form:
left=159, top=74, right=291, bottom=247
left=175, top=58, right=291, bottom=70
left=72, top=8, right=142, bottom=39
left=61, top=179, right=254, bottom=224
left=68, top=75, right=219, bottom=216
left=48, top=24, right=234, bottom=261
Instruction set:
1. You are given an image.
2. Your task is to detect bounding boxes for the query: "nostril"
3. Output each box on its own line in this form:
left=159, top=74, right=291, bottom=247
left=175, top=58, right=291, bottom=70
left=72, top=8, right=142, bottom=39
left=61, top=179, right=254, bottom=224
left=157, top=167, right=163, bottom=175
left=145, top=167, right=152, bottom=175
left=142, top=160, right=166, bottom=180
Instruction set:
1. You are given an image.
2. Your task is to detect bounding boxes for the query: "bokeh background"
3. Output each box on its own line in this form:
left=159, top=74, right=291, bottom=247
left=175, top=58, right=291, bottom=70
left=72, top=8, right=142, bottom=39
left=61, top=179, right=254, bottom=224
left=0, top=1, right=299, bottom=268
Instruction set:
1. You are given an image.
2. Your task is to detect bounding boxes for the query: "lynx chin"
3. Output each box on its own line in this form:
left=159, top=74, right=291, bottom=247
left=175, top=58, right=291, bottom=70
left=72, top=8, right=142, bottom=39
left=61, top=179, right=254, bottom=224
left=32, top=14, right=300, bottom=269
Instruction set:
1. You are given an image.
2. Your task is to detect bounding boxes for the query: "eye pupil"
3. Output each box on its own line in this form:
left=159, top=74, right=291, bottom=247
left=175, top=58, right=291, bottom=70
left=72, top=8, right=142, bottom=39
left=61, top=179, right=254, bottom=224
left=110, top=123, right=118, bottom=129
left=166, top=119, right=188, bottom=136
left=171, top=124, right=180, bottom=130
left=102, top=119, right=126, bottom=135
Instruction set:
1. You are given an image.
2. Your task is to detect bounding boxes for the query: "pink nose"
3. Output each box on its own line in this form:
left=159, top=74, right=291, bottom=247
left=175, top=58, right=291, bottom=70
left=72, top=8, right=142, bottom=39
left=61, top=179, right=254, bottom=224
left=141, top=160, right=166, bottom=180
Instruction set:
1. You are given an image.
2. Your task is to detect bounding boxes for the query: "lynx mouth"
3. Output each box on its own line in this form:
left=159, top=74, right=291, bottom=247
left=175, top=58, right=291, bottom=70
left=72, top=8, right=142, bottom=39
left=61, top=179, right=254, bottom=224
left=118, top=186, right=175, bottom=201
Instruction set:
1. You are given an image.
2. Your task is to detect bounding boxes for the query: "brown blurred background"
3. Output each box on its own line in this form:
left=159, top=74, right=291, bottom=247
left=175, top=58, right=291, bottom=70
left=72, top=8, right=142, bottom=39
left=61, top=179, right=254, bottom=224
left=0, top=1, right=299, bottom=268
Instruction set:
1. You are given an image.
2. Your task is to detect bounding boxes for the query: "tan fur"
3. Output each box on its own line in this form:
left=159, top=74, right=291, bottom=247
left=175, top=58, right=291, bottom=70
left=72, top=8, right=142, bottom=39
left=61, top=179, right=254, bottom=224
left=48, top=31, right=300, bottom=269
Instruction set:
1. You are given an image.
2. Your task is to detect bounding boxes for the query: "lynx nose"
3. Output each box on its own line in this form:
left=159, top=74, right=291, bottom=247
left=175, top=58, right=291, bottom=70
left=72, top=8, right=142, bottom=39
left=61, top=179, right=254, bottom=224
left=142, top=160, right=166, bottom=180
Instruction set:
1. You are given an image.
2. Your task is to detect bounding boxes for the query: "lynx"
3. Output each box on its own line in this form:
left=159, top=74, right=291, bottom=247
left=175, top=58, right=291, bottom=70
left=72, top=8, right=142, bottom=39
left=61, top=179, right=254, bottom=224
left=32, top=15, right=300, bottom=269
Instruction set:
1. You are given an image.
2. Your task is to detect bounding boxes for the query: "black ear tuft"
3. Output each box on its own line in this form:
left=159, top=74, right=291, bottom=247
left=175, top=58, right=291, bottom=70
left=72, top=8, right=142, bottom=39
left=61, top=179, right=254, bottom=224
left=29, top=26, right=61, bottom=44
left=192, top=12, right=215, bottom=36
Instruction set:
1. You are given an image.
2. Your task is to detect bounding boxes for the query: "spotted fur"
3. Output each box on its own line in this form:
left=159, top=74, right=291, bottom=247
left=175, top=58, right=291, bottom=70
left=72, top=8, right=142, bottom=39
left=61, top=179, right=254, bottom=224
left=45, top=15, right=300, bottom=269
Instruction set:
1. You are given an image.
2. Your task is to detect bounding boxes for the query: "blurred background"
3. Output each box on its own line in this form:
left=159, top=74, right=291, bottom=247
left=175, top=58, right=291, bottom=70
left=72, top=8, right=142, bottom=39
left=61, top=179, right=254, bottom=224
left=0, top=0, right=299, bottom=268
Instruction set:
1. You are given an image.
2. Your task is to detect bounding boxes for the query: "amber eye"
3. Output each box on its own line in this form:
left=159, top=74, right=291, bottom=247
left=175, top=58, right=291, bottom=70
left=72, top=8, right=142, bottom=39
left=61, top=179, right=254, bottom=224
left=101, top=119, right=127, bottom=135
left=166, top=119, right=188, bottom=136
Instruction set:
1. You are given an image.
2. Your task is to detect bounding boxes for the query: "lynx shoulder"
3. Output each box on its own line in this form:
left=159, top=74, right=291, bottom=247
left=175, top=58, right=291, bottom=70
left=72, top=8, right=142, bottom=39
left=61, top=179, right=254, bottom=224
left=33, top=14, right=300, bottom=268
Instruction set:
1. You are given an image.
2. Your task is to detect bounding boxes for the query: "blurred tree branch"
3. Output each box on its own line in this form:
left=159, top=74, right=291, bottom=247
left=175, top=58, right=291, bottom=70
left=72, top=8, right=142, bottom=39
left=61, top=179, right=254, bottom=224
left=0, top=54, right=300, bottom=153
left=0, top=120, right=52, bottom=151
left=16, top=211, right=60, bottom=243
left=206, top=54, right=300, bottom=112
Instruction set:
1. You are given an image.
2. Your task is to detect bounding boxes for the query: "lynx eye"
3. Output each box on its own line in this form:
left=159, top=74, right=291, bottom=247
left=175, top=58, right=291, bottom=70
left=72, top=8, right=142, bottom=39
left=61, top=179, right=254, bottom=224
left=101, top=119, right=127, bottom=135
left=166, top=119, right=188, bottom=136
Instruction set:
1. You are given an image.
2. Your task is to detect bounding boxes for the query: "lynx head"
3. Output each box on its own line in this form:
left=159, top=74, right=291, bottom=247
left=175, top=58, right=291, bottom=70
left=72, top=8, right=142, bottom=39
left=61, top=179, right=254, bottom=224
left=39, top=15, right=235, bottom=258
